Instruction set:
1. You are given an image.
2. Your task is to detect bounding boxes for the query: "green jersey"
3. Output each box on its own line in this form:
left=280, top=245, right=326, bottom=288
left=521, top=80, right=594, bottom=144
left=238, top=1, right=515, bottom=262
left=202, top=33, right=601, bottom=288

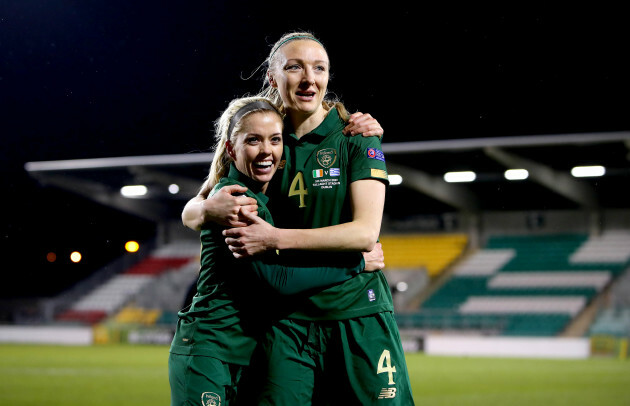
left=169, top=166, right=271, bottom=364
left=170, top=164, right=365, bottom=364
left=270, top=108, right=394, bottom=320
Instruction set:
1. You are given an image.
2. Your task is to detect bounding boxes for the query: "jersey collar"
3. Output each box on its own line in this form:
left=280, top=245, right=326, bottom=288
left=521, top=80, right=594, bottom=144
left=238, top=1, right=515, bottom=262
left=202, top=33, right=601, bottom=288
left=226, top=163, right=269, bottom=204
left=287, top=108, right=345, bottom=142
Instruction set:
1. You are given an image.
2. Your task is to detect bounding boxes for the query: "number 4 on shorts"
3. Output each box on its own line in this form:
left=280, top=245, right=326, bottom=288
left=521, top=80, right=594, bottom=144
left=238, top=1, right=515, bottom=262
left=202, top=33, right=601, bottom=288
left=377, top=349, right=396, bottom=385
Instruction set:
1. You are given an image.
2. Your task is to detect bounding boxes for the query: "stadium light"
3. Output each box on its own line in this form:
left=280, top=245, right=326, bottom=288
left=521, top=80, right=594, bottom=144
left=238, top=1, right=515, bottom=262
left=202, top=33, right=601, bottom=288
left=396, top=281, right=409, bottom=292
left=571, top=165, right=606, bottom=178
left=70, top=251, right=82, bottom=263
left=120, top=185, right=148, bottom=197
left=388, top=174, right=403, bottom=185
left=444, top=171, right=476, bottom=183
left=125, top=241, right=140, bottom=253
left=504, top=169, right=529, bottom=181
left=168, top=184, right=180, bottom=194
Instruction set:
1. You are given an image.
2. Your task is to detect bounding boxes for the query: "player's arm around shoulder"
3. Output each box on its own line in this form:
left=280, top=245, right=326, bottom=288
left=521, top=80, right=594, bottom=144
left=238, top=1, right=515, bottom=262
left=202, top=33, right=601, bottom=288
left=182, top=179, right=259, bottom=231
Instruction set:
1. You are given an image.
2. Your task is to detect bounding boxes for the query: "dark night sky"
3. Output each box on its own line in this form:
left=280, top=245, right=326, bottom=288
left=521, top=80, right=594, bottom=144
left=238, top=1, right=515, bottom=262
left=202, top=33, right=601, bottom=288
left=1, top=2, right=629, bottom=298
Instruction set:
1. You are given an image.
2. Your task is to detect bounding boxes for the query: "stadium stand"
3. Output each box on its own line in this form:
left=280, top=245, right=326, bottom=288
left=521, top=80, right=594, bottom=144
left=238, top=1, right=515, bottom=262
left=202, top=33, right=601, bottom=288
left=378, top=233, right=468, bottom=311
left=379, top=233, right=468, bottom=277
left=589, top=258, right=630, bottom=337
left=589, top=308, right=630, bottom=337
left=47, top=228, right=630, bottom=342
left=570, top=231, right=630, bottom=264
left=114, top=306, right=162, bottom=325
left=104, top=233, right=470, bottom=327
left=397, top=231, right=630, bottom=336
left=55, top=242, right=199, bottom=325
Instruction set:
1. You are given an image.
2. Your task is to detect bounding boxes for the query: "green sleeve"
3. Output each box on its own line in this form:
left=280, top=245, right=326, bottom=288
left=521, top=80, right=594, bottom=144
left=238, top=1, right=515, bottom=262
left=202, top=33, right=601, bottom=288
left=348, top=135, right=390, bottom=184
left=250, top=254, right=365, bottom=295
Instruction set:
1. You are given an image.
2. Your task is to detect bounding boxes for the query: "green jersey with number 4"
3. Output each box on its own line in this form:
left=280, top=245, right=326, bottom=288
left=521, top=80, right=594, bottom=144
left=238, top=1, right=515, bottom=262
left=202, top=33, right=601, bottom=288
left=269, top=108, right=393, bottom=320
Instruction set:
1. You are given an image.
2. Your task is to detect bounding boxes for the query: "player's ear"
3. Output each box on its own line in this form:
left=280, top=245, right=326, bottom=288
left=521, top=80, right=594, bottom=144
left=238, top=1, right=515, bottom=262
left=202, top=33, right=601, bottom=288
left=226, top=140, right=236, bottom=160
left=267, top=72, right=277, bottom=88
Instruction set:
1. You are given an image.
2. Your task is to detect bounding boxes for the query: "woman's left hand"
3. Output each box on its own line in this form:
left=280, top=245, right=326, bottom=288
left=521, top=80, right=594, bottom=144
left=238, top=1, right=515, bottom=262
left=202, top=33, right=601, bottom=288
left=342, top=112, right=383, bottom=138
left=223, top=209, right=278, bottom=258
left=363, top=242, right=385, bottom=271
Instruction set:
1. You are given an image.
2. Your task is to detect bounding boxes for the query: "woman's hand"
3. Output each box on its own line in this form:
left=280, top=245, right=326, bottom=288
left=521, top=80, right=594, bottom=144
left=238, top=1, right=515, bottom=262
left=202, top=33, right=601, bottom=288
left=223, top=209, right=278, bottom=258
left=182, top=184, right=259, bottom=230
left=363, top=242, right=385, bottom=272
left=205, top=185, right=259, bottom=227
left=342, top=112, right=384, bottom=138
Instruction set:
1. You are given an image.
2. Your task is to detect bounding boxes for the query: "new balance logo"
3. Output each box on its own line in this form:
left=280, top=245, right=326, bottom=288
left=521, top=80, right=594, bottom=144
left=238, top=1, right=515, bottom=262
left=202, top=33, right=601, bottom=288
left=378, top=388, right=397, bottom=399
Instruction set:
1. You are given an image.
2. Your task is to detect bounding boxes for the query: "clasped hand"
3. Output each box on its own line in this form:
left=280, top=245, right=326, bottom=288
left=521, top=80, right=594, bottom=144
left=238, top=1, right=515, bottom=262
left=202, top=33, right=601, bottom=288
left=223, top=209, right=277, bottom=258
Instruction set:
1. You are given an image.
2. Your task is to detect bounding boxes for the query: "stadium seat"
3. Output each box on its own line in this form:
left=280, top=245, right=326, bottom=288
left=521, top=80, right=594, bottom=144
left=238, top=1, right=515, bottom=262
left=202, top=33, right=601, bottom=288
left=54, top=242, right=199, bottom=326
left=379, top=233, right=468, bottom=276
left=413, top=232, right=630, bottom=336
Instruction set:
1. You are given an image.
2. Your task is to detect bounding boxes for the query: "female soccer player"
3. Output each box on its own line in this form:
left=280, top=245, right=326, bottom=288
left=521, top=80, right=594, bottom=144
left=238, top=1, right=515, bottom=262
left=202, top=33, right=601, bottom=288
left=168, top=96, right=382, bottom=406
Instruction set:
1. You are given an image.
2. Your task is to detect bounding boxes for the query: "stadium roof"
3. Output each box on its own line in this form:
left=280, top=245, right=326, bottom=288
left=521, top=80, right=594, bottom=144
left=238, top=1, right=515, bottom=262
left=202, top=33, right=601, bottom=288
left=25, top=131, right=630, bottom=223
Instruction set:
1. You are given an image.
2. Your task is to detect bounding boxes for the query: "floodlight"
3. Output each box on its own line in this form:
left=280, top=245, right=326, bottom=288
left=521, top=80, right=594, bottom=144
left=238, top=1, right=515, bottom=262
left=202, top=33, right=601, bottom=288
left=505, top=169, right=529, bottom=180
left=70, top=251, right=82, bottom=263
left=444, top=171, right=476, bottom=183
left=120, top=185, right=148, bottom=197
left=125, top=241, right=140, bottom=253
left=168, top=184, right=180, bottom=194
left=388, top=174, right=403, bottom=185
left=571, top=165, right=605, bottom=178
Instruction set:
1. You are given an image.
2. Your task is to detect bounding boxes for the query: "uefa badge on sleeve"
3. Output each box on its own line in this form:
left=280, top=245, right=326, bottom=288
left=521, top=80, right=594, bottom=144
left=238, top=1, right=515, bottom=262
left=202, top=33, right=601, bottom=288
left=366, top=148, right=385, bottom=162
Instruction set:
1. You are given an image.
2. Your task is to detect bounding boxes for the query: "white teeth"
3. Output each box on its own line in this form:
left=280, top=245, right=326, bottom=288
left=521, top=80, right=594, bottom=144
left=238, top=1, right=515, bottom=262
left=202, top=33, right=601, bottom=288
left=255, top=161, right=272, bottom=167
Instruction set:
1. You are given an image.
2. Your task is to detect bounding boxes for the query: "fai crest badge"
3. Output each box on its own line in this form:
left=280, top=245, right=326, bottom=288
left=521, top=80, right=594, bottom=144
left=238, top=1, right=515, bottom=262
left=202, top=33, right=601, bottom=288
left=317, top=148, right=337, bottom=168
left=201, top=392, right=221, bottom=406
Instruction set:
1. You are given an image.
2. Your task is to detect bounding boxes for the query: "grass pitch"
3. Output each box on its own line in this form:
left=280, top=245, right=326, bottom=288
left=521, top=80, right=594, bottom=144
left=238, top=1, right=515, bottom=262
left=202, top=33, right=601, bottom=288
left=1, top=344, right=629, bottom=405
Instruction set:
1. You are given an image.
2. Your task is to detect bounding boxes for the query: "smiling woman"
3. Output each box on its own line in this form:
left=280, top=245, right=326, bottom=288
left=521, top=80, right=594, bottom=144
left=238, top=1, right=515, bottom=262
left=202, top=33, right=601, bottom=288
left=225, top=105, right=283, bottom=192
left=168, top=96, right=287, bottom=406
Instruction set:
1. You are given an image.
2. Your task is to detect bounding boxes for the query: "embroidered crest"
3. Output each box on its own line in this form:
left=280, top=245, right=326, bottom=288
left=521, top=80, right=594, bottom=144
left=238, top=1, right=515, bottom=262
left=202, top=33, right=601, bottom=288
left=317, top=148, right=337, bottom=168
left=201, top=392, right=221, bottom=406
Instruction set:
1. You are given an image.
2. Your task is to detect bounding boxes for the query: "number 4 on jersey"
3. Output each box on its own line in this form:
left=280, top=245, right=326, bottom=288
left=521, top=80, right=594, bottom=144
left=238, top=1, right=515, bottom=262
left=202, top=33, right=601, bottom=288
left=377, top=349, right=397, bottom=385
left=288, top=172, right=308, bottom=208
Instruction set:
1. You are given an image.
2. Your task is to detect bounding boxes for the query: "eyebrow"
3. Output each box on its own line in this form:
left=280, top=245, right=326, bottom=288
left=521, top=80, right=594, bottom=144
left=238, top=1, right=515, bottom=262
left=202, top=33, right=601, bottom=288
left=285, top=58, right=329, bottom=66
left=243, top=132, right=283, bottom=137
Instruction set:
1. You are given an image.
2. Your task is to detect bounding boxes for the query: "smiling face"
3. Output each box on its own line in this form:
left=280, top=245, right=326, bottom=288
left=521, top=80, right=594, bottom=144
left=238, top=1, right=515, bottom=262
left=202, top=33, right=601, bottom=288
left=227, top=111, right=283, bottom=192
left=269, top=39, right=329, bottom=120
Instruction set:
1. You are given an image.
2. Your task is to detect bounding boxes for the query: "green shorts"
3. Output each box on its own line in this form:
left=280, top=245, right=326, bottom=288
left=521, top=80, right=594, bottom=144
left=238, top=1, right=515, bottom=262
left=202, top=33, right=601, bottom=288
left=168, top=353, right=247, bottom=406
left=243, top=312, right=415, bottom=405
